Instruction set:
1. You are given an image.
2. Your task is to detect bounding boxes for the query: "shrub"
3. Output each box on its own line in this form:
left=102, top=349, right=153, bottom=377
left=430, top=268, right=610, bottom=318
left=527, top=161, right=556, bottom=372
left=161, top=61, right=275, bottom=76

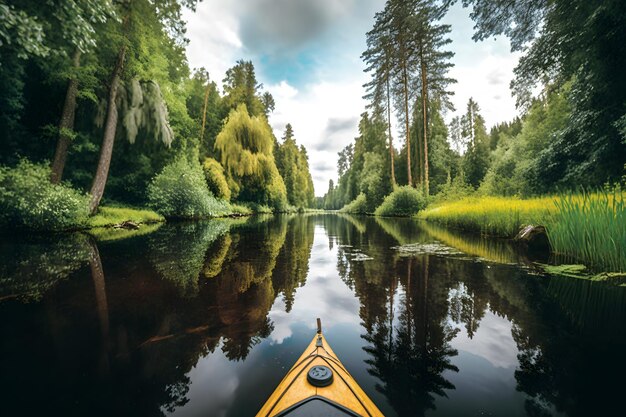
left=0, top=160, right=89, bottom=231
left=147, top=156, right=231, bottom=218
left=375, top=186, right=427, bottom=217
left=202, top=157, right=231, bottom=201
left=340, top=193, right=369, bottom=214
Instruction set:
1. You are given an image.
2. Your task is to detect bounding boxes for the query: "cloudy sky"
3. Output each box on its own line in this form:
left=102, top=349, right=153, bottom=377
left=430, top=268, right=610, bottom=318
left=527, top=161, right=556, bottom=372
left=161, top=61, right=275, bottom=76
left=183, top=0, right=521, bottom=196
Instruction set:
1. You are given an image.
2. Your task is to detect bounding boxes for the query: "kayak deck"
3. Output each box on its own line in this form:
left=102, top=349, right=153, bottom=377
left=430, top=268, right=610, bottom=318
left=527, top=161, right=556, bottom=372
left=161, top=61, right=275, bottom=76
left=256, top=324, right=384, bottom=417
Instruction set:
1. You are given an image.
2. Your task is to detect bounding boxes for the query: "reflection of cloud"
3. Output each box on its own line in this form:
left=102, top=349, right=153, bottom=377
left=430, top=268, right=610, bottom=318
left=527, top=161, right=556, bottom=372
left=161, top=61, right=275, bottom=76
left=173, top=343, right=240, bottom=417
left=451, top=310, right=519, bottom=369
left=268, top=225, right=361, bottom=343
left=268, top=298, right=293, bottom=343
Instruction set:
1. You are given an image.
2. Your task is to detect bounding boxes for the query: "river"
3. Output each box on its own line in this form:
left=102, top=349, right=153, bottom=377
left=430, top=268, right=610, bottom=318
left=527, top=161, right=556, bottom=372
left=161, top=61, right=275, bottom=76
left=1, top=214, right=624, bottom=416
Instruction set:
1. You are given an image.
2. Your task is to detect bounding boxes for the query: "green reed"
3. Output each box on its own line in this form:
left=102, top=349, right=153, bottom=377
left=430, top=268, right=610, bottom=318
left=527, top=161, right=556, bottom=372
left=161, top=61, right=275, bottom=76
left=548, top=187, right=625, bottom=272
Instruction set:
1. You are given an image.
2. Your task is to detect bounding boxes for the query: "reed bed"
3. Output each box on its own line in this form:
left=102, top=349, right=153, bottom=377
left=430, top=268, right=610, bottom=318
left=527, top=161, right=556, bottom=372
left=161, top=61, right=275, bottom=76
left=549, top=189, right=625, bottom=272
left=418, top=196, right=557, bottom=237
left=419, top=188, right=625, bottom=272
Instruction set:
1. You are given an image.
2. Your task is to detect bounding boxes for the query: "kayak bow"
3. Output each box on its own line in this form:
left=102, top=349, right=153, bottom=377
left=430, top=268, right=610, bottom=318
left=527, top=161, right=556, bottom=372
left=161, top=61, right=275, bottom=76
left=256, top=318, right=384, bottom=417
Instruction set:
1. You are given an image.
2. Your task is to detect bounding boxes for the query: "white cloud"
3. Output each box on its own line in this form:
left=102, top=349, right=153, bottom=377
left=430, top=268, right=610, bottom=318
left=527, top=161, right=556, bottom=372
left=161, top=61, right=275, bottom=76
left=267, top=78, right=367, bottom=195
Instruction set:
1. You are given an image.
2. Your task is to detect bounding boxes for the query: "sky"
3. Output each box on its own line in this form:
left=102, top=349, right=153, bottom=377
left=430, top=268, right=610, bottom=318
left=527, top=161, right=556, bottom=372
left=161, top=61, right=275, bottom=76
left=183, top=0, right=521, bottom=196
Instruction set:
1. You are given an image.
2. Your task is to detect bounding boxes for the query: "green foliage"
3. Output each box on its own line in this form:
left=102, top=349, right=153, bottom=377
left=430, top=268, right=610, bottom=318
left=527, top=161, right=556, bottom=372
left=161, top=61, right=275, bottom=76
left=434, top=173, right=474, bottom=202
left=480, top=86, right=571, bottom=196
left=0, top=160, right=89, bottom=231
left=222, top=60, right=270, bottom=117
left=215, top=104, right=287, bottom=209
left=360, top=152, right=387, bottom=212
left=147, top=156, right=231, bottom=219
left=464, top=0, right=626, bottom=186
left=87, top=206, right=163, bottom=228
left=375, top=185, right=427, bottom=217
left=275, top=124, right=315, bottom=208
left=202, top=157, right=231, bottom=201
left=0, top=233, right=90, bottom=301
left=340, top=193, right=369, bottom=215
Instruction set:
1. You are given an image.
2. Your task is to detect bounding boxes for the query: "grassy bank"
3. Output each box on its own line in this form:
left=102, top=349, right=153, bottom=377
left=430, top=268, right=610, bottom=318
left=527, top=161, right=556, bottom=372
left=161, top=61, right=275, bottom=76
left=419, top=196, right=554, bottom=236
left=87, top=207, right=164, bottom=228
left=419, top=189, right=625, bottom=272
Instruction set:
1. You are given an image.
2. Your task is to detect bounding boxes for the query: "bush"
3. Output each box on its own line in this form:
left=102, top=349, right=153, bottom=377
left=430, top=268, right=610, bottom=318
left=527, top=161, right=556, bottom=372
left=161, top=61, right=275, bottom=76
left=202, top=157, right=231, bottom=201
left=340, top=193, right=369, bottom=214
left=374, top=186, right=427, bottom=217
left=0, top=160, right=89, bottom=231
left=147, top=156, right=231, bottom=218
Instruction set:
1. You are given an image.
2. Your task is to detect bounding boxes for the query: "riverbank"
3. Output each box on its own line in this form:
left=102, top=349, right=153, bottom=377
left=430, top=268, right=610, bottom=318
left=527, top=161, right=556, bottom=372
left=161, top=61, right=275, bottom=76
left=418, top=190, right=625, bottom=273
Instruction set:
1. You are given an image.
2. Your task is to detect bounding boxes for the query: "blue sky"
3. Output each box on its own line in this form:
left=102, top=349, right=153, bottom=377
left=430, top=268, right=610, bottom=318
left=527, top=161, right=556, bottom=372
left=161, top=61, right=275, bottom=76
left=183, top=0, right=520, bottom=195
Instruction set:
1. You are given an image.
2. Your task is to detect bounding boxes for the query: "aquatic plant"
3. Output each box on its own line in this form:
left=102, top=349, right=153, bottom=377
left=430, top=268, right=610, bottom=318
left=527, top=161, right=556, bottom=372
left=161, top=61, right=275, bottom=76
left=549, top=189, right=625, bottom=272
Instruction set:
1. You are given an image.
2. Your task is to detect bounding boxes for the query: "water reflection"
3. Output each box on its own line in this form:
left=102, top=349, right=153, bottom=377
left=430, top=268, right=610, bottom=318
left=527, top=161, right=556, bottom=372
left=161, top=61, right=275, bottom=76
left=0, top=215, right=624, bottom=417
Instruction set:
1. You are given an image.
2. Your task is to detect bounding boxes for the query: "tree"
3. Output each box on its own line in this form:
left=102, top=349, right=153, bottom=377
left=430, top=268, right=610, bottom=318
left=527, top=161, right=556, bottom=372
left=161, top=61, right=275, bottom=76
left=461, top=0, right=626, bottom=185
left=460, top=98, right=489, bottom=187
left=214, top=104, right=287, bottom=208
left=363, top=20, right=396, bottom=186
left=222, top=60, right=273, bottom=118
left=414, top=1, right=455, bottom=195
left=275, top=124, right=315, bottom=207
left=88, top=0, right=198, bottom=213
left=185, top=68, right=222, bottom=158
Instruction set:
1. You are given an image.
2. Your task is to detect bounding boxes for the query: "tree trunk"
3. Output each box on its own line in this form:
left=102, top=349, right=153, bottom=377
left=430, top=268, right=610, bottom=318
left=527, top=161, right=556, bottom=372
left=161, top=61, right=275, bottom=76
left=386, top=75, right=395, bottom=187
left=200, top=81, right=210, bottom=142
left=421, top=54, right=429, bottom=196
left=89, top=45, right=127, bottom=214
left=416, top=102, right=423, bottom=186
left=402, top=63, right=413, bottom=186
left=50, top=49, right=81, bottom=184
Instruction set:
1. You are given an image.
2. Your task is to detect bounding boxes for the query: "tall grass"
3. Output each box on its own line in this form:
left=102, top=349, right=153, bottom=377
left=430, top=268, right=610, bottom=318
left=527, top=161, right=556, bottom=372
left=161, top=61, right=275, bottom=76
left=549, top=189, right=625, bottom=272
left=419, top=196, right=556, bottom=237
left=419, top=188, right=625, bottom=272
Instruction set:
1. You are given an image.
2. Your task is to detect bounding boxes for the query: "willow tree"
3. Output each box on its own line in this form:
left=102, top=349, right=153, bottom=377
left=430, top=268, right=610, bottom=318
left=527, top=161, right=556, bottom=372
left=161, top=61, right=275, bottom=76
left=91, top=78, right=174, bottom=211
left=214, top=104, right=287, bottom=208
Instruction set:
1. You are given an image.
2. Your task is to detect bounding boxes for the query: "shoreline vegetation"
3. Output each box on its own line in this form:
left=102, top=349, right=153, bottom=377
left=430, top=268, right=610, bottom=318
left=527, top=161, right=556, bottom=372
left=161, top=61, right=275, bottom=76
left=337, top=186, right=625, bottom=276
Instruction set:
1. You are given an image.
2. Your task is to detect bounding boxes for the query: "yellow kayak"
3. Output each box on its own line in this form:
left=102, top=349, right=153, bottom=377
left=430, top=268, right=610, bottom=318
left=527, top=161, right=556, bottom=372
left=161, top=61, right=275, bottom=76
left=256, top=319, right=384, bottom=417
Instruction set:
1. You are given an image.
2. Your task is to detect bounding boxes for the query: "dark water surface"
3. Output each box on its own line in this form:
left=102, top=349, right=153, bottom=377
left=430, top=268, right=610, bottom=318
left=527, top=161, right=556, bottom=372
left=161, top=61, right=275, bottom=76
left=1, top=214, right=625, bottom=417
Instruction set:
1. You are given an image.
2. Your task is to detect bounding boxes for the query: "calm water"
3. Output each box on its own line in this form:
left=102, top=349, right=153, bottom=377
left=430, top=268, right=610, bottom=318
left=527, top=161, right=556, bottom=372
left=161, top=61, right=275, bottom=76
left=1, top=214, right=625, bottom=417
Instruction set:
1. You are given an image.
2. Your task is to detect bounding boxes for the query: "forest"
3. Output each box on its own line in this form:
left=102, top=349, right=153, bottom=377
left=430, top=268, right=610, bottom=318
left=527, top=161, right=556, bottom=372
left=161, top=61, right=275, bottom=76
left=0, top=0, right=315, bottom=231
left=322, top=0, right=625, bottom=210
left=318, top=0, right=625, bottom=273
left=1, top=0, right=625, bottom=273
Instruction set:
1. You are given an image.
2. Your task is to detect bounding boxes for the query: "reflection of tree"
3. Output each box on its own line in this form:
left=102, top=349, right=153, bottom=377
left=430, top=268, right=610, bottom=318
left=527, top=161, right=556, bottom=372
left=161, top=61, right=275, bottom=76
left=363, top=256, right=459, bottom=416
left=212, top=216, right=286, bottom=360
left=0, top=233, right=90, bottom=301
left=272, top=215, right=315, bottom=312
left=203, top=233, right=232, bottom=278
left=148, top=221, right=231, bottom=297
